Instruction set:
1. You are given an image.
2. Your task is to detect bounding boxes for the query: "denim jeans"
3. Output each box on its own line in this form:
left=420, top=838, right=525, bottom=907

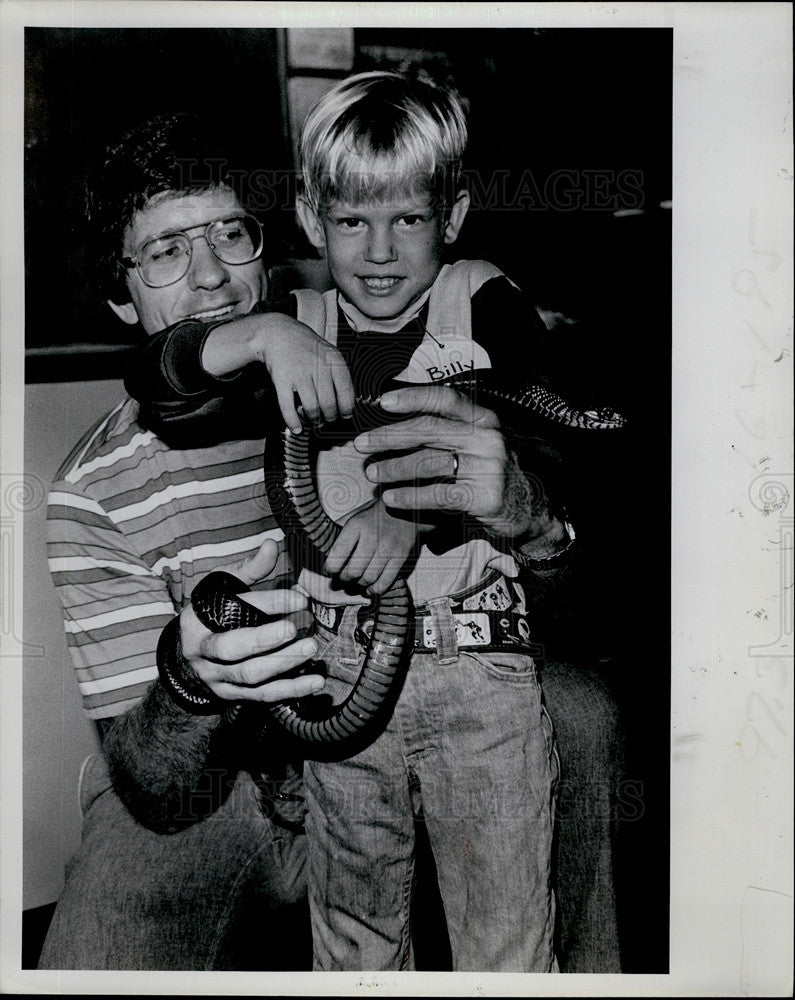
left=541, top=660, right=622, bottom=972
left=37, top=754, right=308, bottom=971
left=304, top=602, right=560, bottom=972
left=37, top=670, right=619, bottom=972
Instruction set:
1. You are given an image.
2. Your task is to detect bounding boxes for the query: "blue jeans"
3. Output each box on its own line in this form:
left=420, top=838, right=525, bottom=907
left=37, top=754, right=308, bottom=970
left=304, top=603, right=560, bottom=972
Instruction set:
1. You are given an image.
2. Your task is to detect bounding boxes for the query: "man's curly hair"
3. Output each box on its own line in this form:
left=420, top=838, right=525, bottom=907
left=87, top=113, right=248, bottom=304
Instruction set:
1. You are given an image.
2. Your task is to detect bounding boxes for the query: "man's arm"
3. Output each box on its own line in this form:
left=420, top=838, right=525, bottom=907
left=405, top=269, right=623, bottom=653
left=354, top=386, right=567, bottom=549
left=47, top=481, right=321, bottom=834
left=468, top=270, right=553, bottom=390
left=102, top=577, right=321, bottom=833
left=100, top=678, right=227, bottom=834
left=353, top=385, right=623, bottom=660
left=468, top=273, right=630, bottom=654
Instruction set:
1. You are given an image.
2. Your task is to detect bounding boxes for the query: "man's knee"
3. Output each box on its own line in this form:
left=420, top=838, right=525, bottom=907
left=540, top=660, right=623, bottom=767
left=40, top=766, right=308, bottom=969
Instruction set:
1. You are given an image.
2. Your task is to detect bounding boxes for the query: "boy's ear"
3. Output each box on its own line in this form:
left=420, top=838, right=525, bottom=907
left=296, top=196, right=326, bottom=255
left=107, top=299, right=140, bottom=326
left=443, top=190, right=471, bottom=245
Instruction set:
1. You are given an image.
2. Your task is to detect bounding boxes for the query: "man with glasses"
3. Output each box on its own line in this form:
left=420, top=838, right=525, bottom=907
left=39, top=113, right=324, bottom=970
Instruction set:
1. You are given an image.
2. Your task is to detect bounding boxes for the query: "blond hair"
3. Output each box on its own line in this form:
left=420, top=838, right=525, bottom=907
left=299, top=71, right=468, bottom=210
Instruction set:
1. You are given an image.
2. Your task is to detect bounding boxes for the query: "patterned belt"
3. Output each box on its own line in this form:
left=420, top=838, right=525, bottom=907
left=311, top=572, right=542, bottom=656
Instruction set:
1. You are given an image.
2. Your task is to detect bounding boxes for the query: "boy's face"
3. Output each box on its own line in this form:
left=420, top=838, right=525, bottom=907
left=298, top=188, right=470, bottom=320
left=108, top=186, right=267, bottom=336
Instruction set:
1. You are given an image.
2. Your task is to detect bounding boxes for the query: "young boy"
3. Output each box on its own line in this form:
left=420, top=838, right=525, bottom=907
left=127, top=72, right=565, bottom=971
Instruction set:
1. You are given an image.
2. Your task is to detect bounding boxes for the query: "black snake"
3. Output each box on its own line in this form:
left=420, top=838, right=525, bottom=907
left=190, top=377, right=625, bottom=752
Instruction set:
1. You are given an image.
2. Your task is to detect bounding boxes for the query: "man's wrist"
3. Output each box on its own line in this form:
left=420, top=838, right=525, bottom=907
left=157, top=617, right=225, bottom=716
left=480, top=459, right=576, bottom=564
left=481, top=460, right=555, bottom=541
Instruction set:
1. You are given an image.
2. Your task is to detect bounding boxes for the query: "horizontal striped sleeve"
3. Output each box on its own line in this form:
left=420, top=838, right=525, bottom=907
left=63, top=601, right=175, bottom=635
left=48, top=555, right=154, bottom=578
left=149, top=527, right=283, bottom=576
left=49, top=490, right=112, bottom=519
left=83, top=687, right=155, bottom=721
left=47, top=478, right=174, bottom=717
left=78, top=665, right=159, bottom=696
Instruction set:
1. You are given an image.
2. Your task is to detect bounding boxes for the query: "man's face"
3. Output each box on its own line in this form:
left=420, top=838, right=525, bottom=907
left=110, top=186, right=267, bottom=336
left=297, top=188, right=470, bottom=321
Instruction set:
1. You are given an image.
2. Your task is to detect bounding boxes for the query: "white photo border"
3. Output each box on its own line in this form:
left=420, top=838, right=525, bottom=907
left=1, top=1, right=792, bottom=996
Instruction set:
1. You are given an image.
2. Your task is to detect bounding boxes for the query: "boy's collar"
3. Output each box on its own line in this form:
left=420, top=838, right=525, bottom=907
left=337, top=286, right=433, bottom=333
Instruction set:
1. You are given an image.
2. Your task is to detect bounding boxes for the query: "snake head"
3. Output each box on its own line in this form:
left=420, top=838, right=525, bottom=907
left=583, top=408, right=627, bottom=430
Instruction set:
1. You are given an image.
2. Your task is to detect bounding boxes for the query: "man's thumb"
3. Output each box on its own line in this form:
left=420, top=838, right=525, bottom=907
left=236, top=536, right=280, bottom=586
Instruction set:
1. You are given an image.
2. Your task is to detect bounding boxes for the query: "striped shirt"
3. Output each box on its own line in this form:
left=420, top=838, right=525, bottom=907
left=46, top=395, right=289, bottom=719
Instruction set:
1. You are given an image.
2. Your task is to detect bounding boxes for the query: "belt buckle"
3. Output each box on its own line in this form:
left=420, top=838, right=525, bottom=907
left=312, top=602, right=337, bottom=631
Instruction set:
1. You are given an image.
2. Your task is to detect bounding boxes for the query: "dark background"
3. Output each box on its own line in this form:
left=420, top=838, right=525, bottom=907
left=24, top=26, right=671, bottom=973
left=25, top=28, right=670, bottom=381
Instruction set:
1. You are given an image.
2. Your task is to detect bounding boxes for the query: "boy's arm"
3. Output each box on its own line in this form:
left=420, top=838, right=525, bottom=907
left=125, top=296, right=354, bottom=445
left=123, top=299, right=290, bottom=447
left=468, top=270, right=570, bottom=520
left=469, top=273, right=552, bottom=388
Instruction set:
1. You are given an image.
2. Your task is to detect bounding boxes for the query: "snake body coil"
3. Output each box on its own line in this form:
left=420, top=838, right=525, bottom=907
left=190, top=378, right=625, bottom=751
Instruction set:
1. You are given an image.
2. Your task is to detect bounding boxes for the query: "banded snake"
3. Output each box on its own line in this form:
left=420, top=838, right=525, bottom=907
left=189, top=376, right=625, bottom=753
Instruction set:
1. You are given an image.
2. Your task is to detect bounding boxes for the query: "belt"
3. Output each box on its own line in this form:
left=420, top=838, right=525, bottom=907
left=311, top=572, right=542, bottom=656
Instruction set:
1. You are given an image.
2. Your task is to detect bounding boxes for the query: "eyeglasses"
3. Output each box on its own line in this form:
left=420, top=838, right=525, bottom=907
left=120, top=214, right=264, bottom=288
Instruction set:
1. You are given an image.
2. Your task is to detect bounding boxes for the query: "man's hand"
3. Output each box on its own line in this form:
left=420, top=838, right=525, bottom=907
left=354, top=385, right=567, bottom=552
left=179, top=538, right=325, bottom=702
left=201, top=312, right=354, bottom=434
left=323, top=498, right=420, bottom=595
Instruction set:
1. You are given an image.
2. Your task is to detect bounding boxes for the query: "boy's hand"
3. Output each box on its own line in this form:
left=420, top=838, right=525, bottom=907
left=201, top=312, right=355, bottom=434
left=323, top=499, right=419, bottom=596
left=256, top=316, right=354, bottom=434
left=179, top=538, right=325, bottom=703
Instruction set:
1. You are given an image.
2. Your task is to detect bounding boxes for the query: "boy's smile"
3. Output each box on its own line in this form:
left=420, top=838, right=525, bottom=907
left=299, top=190, right=470, bottom=321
